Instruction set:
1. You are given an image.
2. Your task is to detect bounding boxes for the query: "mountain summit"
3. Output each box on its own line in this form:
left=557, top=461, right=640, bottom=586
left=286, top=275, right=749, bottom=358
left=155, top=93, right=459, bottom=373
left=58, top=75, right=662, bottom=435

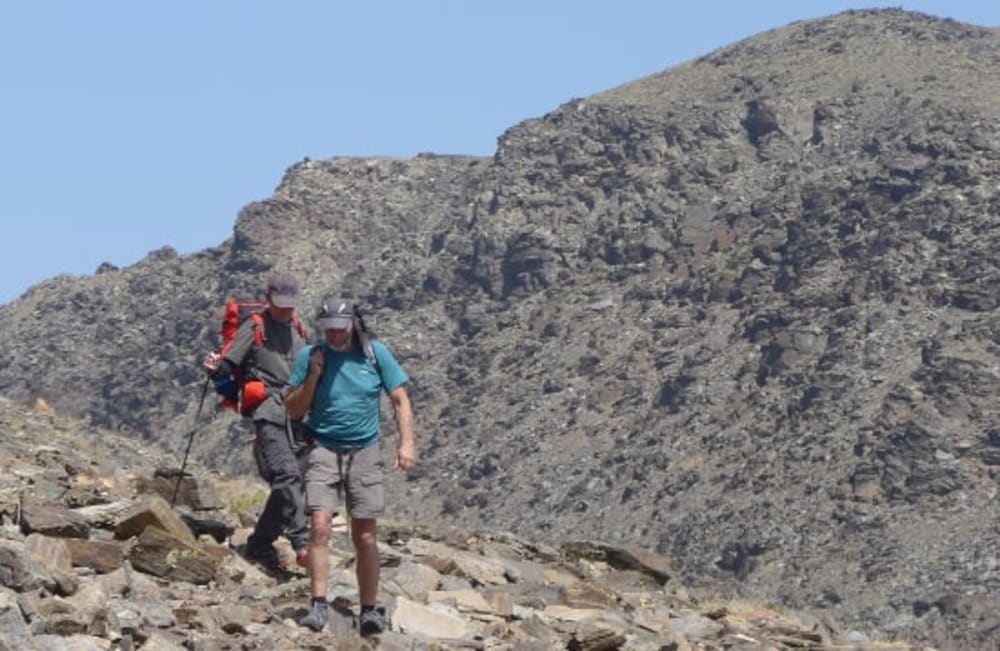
left=1, top=9, right=997, bottom=646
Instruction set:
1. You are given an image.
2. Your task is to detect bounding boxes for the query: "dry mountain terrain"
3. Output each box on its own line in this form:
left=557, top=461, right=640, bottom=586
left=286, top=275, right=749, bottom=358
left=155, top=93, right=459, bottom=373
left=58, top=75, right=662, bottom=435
left=0, top=9, right=998, bottom=647
left=1, top=395, right=868, bottom=650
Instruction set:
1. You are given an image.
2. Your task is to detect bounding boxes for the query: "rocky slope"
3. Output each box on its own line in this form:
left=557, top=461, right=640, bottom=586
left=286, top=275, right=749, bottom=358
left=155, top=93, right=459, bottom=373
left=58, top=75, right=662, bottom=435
left=0, top=9, right=997, bottom=648
left=0, top=396, right=914, bottom=650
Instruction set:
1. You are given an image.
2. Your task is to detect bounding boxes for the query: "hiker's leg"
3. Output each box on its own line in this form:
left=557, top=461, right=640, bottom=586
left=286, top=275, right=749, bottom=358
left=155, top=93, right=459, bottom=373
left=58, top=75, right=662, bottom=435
left=351, top=517, right=379, bottom=606
left=303, top=445, right=344, bottom=598
left=248, top=420, right=305, bottom=550
left=279, top=420, right=309, bottom=553
left=309, top=509, right=333, bottom=598
left=291, top=439, right=312, bottom=566
left=345, top=444, right=385, bottom=607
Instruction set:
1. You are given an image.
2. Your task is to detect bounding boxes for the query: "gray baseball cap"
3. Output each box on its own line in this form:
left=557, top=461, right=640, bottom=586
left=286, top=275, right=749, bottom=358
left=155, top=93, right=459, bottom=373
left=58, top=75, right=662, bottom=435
left=317, top=296, right=353, bottom=330
left=266, top=273, right=299, bottom=308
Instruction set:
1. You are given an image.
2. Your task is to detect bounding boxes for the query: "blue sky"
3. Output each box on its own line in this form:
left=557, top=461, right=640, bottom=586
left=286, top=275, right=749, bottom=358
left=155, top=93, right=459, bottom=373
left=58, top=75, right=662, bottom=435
left=2, top=2, right=997, bottom=304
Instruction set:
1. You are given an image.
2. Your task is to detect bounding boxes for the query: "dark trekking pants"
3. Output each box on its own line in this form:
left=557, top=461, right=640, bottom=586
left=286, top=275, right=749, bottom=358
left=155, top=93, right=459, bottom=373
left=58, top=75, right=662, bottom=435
left=247, top=419, right=309, bottom=553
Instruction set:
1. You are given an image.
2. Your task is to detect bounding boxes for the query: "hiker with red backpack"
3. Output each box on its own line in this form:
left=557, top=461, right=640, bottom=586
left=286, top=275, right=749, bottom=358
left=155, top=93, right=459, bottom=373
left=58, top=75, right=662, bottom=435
left=285, top=296, right=415, bottom=636
left=202, top=272, right=310, bottom=571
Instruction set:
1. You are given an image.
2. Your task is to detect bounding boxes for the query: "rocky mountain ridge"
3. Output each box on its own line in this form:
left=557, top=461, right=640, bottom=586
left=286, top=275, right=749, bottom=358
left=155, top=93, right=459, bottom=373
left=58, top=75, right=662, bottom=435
left=0, top=9, right=997, bottom=648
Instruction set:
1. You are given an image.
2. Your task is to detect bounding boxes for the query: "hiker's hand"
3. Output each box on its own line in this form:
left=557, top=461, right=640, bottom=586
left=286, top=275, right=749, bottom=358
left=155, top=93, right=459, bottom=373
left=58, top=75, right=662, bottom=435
left=394, top=440, right=416, bottom=471
left=202, top=351, right=221, bottom=374
left=308, top=348, right=324, bottom=378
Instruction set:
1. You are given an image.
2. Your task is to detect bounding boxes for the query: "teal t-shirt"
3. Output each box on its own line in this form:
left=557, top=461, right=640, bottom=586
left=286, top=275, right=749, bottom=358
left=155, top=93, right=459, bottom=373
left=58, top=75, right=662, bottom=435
left=288, top=339, right=408, bottom=449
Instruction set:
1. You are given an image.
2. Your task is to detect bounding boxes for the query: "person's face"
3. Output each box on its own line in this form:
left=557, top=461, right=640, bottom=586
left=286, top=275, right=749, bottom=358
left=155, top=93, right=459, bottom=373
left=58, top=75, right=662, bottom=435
left=324, top=326, right=352, bottom=350
left=266, top=294, right=295, bottom=323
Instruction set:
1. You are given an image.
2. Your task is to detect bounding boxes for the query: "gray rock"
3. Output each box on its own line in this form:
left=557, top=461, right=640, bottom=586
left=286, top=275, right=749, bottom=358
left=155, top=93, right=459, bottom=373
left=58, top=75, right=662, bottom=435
left=19, top=497, right=90, bottom=539
left=127, top=527, right=218, bottom=585
left=0, top=539, right=58, bottom=593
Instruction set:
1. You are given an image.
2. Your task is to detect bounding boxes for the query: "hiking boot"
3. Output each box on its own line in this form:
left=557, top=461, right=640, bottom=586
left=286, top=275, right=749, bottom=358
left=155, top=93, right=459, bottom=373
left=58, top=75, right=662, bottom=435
left=241, top=544, right=291, bottom=572
left=300, top=601, right=329, bottom=632
left=358, top=606, right=389, bottom=637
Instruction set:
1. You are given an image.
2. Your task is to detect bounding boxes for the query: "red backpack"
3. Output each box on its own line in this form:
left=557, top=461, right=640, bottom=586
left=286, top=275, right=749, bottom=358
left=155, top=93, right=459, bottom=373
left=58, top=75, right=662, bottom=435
left=213, top=298, right=306, bottom=414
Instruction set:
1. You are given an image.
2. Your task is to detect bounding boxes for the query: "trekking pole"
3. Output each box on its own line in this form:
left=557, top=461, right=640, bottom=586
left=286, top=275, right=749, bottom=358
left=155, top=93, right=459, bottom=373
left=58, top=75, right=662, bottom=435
left=171, top=375, right=211, bottom=507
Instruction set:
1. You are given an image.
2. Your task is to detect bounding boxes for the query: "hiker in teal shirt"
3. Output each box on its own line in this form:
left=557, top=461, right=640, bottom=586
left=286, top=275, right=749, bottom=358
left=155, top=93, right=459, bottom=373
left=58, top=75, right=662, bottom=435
left=288, top=331, right=408, bottom=450
left=285, top=296, right=415, bottom=637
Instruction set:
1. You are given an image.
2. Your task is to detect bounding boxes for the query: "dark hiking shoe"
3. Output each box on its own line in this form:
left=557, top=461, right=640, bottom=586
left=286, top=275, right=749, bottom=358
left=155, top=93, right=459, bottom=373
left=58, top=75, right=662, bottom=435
left=300, top=601, right=329, bottom=632
left=358, top=607, right=389, bottom=637
left=241, top=544, right=292, bottom=573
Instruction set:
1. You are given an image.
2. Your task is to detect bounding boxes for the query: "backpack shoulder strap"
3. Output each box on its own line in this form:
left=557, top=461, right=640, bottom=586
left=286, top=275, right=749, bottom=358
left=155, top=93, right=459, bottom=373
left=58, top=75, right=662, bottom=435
left=351, top=309, right=378, bottom=369
left=364, top=336, right=378, bottom=369
left=248, top=312, right=266, bottom=347
left=356, top=324, right=378, bottom=369
left=292, top=314, right=307, bottom=341
left=359, top=333, right=388, bottom=390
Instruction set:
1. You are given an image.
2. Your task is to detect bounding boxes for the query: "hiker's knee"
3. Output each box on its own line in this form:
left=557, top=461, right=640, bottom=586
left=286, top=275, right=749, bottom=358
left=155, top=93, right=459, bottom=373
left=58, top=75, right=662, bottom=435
left=270, top=463, right=302, bottom=489
left=310, top=512, right=332, bottom=544
left=351, top=518, right=377, bottom=551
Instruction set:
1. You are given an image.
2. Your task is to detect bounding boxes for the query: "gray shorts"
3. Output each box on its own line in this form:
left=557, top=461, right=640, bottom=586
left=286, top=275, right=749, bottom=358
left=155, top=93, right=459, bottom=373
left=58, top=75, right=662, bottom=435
left=304, top=442, right=385, bottom=519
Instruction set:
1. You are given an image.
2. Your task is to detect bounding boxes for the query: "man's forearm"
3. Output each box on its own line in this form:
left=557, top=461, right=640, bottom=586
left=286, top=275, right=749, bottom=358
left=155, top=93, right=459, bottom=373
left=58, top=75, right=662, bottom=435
left=396, top=407, right=414, bottom=445
left=285, top=376, right=319, bottom=420
left=392, top=390, right=414, bottom=444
